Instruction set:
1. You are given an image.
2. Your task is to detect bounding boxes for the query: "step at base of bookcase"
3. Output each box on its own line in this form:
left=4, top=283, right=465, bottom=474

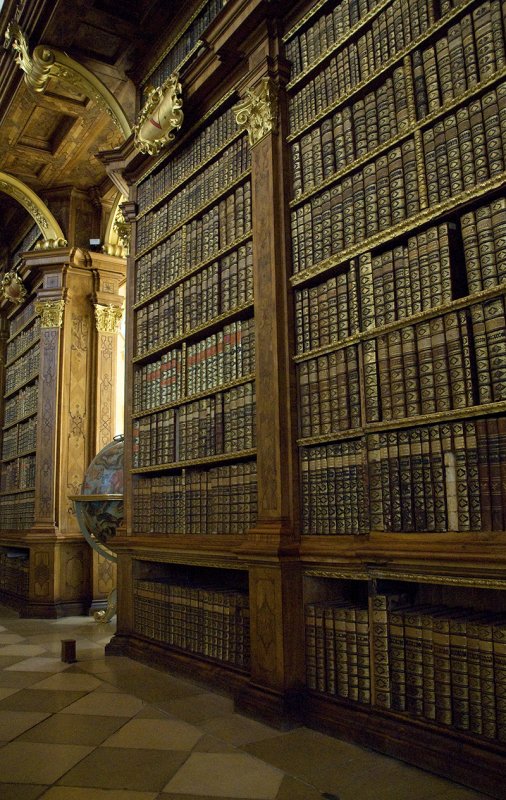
left=106, top=633, right=250, bottom=695
left=304, top=692, right=506, bottom=800
left=235, top=681, right=303, bottom=730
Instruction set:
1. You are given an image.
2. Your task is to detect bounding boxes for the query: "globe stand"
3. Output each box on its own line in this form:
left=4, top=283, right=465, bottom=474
left=72, top=493, right=122, bottom=623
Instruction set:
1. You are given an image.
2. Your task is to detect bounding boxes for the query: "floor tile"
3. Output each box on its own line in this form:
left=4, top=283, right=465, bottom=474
left=57, top=746, right=187, bottom=791
left=0, top=784, right=47, bottom=800
left=162, top=752, right=284, bottom=799
left=5, top=657, right=71, bottom=673
left=0, top=671, right=54, bottom=688
left=200, top=713, right=283, bottom=746
left=155, top=692, right=234, bottom=724
left=0, top=741, right=93, bottom=783
left=0, top=687, right=19, bottom=701
left=58, top=690, right=144, bottom=717
left=40, top=790, right=158, bottom=800
left=275, top=774, right=324, bottom=799
left=0, top=633, right=24, bottom=644
left=192, top=734, right=239, bottom=754
left=0, top=644, right=48, bottom=656
left=102, top=716, right=202, bottom=750
left=0, top=710, right=51, bottom=740
left=0, top=655, right=28, bottom=668
left=0, top=688, right=86, bottom=713
left=18, top=712, right=128, bottom=745
left=29, top=673, right=103, bottom=692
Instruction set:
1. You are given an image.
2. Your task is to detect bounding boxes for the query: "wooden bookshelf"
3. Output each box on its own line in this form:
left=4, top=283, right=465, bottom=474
left=104, top=0, right=506, bottom=794
left=0, top=248, right=126, bottom=617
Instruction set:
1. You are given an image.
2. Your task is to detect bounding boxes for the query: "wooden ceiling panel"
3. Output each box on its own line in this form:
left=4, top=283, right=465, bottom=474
left=19, top=107, right=77, bottom=155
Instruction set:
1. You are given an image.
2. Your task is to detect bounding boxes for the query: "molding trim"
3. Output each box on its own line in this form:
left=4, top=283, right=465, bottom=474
left=0, top=172, right=67, bottom=246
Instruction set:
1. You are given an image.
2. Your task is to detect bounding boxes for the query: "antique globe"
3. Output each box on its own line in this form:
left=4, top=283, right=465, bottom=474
left=71, top=434, right=124, bottom=622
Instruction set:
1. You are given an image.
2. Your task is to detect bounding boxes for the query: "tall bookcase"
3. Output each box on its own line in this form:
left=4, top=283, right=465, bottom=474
left=106, top=0, right=506, bottom=794
left=0, top=247, right=125, bottom=616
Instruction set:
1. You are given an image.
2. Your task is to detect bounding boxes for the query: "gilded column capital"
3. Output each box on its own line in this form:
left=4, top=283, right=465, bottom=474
left=234, top=77, right=279, bottom=146
left=94, top=304, right=123, bottom=334
left=35, top=299, right=65, bottom=328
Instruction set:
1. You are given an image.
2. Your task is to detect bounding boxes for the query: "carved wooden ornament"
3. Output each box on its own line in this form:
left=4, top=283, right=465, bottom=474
left=133, top=73, right=184, bottom=156
left=94, top=304, right=123, bottom=334
left=35, top=300, right=65, bottom=328
left=1, top=271, right=27, bottom=304
left=234, top=78, right=278, bottom=146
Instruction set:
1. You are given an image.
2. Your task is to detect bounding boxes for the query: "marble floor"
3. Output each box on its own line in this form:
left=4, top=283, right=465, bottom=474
left=0, top=604, right=493, bottom=800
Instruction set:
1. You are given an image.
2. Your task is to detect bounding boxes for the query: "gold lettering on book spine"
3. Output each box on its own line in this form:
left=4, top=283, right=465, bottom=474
left=94, top=304, right=123, bottom=334
left=234, top=78, right=278, bottom=146
left=35, top=300, right=65, bottom=328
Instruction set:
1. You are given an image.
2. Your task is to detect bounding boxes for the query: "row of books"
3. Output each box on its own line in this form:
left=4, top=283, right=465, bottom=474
left=292, top=64, right=409, bottom=197
left=136, top=137, right=250, bottom=252
left=0, top=494, right=34, bottom=531
left=413, top=0, right=506, bottom=119
left=4, top=343, right=39, bottom=395
left=135, top=183, right=252, bottom=303
left=372, top=595, right=506, bottom=740
left=137, top=105, right=236, bottom=213
left=461, top=196, right=506, bottom=292
left=295, top=263, right=359, bottom=353
left=2, top=417, right=37, bottom=461
left=133, top=318, right=255, bottom=412
left=3, top=381, right=38, bottom=427
left=132, top=381, right=256, bottom=467
left=305, top=601, right=370, bottom=702
left=291, top=138, right=419, bottom=273
left=359, top=223, right=457, bottom=329
left=8, top=297, right=36, bottom=340
left=0, top=454, right=36, bottom=493
left=147, top=0, right=226, bottom=94
left=132, top=462, right=257, bottom=535
left=423, top=83, right=506, bottom=206
left=6, top=316, right=40, bottom=364
left=365, top=310, right=473, bottom=421
left=300, top=440, right=368, bottom=535
left=298, top=345, right=361, bottom=438
left=367, top=417, right=506, bottom=532
left=181, top=243, right=254, bottom=333
left=288, top=0, right=432, bottom=133
left=0, top=550, right=29, bottom=594
left=133, top=579, right=250, bottom=668
left=471, top=295, right=506, bottom=404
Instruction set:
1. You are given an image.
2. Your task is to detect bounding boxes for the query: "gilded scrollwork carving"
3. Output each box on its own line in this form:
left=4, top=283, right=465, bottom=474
left=94, top=304, right=123, bottom=334
left=35, top=299, right=65, bottom=328
left=234, top=78, right=279, bottom=146
left=1, top=271, right=27, bottom=304
left=133, top=73, right=184, bottom=155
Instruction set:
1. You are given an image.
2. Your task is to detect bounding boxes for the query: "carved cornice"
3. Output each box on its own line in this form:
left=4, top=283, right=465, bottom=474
left=94, top=304, right=123, bottom=334
left=234, top=77, right=278, bottom=146
left=133, top=73, right=184, bottom=156
left=35, top=299, right=65, bottom=328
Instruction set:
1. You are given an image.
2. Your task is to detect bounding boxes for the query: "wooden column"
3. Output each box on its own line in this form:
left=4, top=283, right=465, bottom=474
left=234, top=25, right=304, bottom=722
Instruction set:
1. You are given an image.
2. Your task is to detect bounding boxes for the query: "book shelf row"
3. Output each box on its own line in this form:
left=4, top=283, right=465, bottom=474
left=135, top=186, right=252, bottom=304
left=132, top=380, right=256, bottom=467
left=0, top=549, right=29, bottom=595
left=4, top=344, right=39, bottom=396
left=306, top=593, right=506, bottom=742
left=133, top=579, right=250, bottom=668
left=136, top=137, right=250, bottom=253
left=0, top=455, right=35, bottom=494
left=1, top=417, right=37, bottom=461
left=137, top=105, right=237, bottom=214
left=287, top=0, right=435, bottom=124
left=6, top=316, right=40, bottom=365
left=132, top=462, right=257, bottom=536
left=8, top=298, right=37, bottom=340
left=135, top=243, right=253, bottom=357
left=294, top=195, right=506, bottom=358
left=3, top=381, right=38, bottom=428
left=300, top=414, right=506, bottom=535
left=133, top=318, right=255, bottom=413
left=145, top=0, right=226, bottom=93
